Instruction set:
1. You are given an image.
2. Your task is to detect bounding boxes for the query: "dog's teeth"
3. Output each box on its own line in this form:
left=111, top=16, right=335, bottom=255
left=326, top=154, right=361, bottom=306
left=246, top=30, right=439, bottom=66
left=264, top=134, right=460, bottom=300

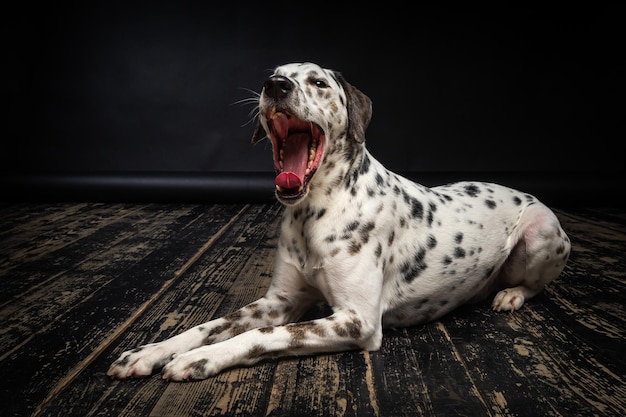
left=275, top=184, right=304, bottom=193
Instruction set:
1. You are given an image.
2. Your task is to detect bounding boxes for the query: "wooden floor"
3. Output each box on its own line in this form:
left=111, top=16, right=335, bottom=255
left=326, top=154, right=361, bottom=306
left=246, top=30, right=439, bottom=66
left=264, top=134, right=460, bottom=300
left=1, top=202, right=625, bottom=417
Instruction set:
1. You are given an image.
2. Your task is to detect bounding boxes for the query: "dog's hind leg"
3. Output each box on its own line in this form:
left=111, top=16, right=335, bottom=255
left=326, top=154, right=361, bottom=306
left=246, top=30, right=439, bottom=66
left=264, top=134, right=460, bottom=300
left=492, top=203, right=571, bottom=312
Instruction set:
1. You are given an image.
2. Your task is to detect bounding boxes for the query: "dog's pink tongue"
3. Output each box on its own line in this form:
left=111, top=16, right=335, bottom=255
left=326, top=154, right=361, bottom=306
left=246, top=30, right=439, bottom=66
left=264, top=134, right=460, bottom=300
left=276, top=172, right=302, bottom=189
left=275, top=133, right=309, bottom=189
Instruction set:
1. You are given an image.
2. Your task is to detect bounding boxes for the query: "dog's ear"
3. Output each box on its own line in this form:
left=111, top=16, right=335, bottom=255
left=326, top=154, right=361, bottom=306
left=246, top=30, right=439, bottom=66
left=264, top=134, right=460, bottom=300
left=336, top=72, right=372, bottom=143
left=251, top=120, right=267, bottom=144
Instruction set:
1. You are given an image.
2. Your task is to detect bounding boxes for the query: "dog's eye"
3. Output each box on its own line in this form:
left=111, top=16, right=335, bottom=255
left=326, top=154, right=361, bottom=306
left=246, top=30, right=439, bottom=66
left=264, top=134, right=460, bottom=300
left=314, top=79, right=328, bottom=88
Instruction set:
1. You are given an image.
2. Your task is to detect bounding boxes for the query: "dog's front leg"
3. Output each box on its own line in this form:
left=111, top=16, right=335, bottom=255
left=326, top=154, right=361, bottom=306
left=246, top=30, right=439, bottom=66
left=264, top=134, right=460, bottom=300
left=160, top=306, right=379, bottom=381
left=161, top=261, right=385, bottom=381
left=107, top=288, right=311, bottom=379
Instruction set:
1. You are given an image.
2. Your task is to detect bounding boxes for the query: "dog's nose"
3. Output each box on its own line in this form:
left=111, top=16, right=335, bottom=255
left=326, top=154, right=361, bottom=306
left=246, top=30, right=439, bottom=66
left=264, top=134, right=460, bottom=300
left=263, top=76, right=293, bottom=100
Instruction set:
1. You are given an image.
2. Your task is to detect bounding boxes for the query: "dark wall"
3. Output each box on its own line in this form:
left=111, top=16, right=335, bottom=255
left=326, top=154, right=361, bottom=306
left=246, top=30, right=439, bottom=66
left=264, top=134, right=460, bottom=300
left=2, top=3, right=622, bottom=201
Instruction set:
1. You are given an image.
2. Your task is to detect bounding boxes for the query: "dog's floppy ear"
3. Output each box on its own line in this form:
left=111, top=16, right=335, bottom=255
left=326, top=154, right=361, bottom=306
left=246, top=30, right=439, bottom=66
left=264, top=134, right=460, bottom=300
left=336, top=72, right=372, bottom=143
left=251, top=120, right=266, bottom=144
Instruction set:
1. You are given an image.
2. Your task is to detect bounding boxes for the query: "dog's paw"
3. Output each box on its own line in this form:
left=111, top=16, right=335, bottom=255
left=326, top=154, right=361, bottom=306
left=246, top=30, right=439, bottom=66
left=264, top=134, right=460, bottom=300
left=107, top=344, right=174, bottom=379
left=492, top=288, right=525, bottom=312
left=162, top=348, right=221, bottom=381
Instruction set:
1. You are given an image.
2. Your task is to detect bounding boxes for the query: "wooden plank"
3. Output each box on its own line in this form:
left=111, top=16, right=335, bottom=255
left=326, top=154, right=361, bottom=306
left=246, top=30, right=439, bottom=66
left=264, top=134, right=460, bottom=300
left=368, top=323, right=491, bottom=417
left=1, top=203, right=624, bottom=417
left=0, top=203, right=142, bottom=270
left=35, top=203, right=284, bottom=417
left=0, top=203, right=192, bottom=304
left=265, top=350, right=379, bottom=417
left=0, top=203, right=255, bottom=417
left=439, top=206, right=626, bottom=416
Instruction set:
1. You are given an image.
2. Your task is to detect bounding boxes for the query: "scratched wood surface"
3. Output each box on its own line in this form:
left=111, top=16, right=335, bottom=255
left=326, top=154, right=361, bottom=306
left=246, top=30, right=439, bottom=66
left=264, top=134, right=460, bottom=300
left=0, top=203, right=624, bottom=417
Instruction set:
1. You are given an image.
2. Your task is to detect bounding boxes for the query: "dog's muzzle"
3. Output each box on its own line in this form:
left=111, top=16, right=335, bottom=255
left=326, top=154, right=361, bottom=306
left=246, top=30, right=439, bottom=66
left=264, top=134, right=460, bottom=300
left=260, top=76, right=326, bottom=205
left=263, top=76, right=293, bottom=100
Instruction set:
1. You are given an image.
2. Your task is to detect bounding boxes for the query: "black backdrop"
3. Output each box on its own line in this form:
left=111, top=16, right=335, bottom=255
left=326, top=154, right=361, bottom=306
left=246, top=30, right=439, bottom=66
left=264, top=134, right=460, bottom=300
left=2, top=3, right=622, bottom=203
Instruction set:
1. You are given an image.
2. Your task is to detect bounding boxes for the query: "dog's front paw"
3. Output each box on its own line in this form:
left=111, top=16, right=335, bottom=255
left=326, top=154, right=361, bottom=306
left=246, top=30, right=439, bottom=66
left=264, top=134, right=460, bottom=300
left=107, top=344, right=174, bottom=379
left=492, top=288, right=525, bottom=312
left=162, top=348, right=221, bottom=381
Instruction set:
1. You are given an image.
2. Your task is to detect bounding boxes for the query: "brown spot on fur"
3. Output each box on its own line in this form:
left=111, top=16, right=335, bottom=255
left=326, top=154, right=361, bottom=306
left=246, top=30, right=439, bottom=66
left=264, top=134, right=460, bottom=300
left=268, top=310, right=280, bottom=319
left=225, top=311, right=242, bottom=321
left=231, top=323, right=247, bottom=336
left=286, top=321, right=326, bottom=340
left=258, top=326, right=274, bottom=334
left=247, top=344, right=266, bottom=359
left=186, top=359, right=208, bottom=378
left=208, top=322, right=232, bottom=337
left=333, top=316, right=362, bottom=339
left=348, top=241, right=362, bottom=254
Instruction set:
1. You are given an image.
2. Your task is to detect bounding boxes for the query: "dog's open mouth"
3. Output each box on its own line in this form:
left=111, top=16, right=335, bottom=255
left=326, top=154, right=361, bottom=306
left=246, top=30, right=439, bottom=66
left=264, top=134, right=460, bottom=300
left=267, top=108, right=325, bottom=200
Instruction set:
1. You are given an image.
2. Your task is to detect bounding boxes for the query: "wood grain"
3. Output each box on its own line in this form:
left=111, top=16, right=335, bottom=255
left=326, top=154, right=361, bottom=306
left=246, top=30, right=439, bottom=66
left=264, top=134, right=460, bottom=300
left=0, top=204, right=624, bottom=417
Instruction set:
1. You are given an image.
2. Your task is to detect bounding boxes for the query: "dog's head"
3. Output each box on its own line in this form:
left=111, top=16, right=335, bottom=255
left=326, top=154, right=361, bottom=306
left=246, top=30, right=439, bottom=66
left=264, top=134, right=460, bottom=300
left=252, top=62, right=372, bottom=206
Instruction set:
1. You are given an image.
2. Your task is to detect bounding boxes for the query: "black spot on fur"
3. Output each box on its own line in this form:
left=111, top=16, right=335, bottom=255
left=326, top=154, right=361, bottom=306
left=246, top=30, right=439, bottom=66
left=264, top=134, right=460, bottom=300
left=426, top=202, right=436, bottom=226
left=455, top=232, right=463, bottom=244
left=359, top=221, right=375, bottom=243
left=427, top=234, right=437, bottom=249
left=464, top=184, right=480, bottom=197
left=375, top=242, right=382, bottom=258
left=375, top=173, right=384, bottom=186
left=485, top=199, right=497, bottom=209
left=316, top=208, right=327, bottom=219
left=513, top=196, right=522, bottom=205
left=410, top=198, right=423, bottom=219
left=344, top=220, right=360, bottom=232
left=454, top=247, right=466, bottom=258
left=442, top=255, right=452, bottom=265
left=401, top=247, right=428, bottom=282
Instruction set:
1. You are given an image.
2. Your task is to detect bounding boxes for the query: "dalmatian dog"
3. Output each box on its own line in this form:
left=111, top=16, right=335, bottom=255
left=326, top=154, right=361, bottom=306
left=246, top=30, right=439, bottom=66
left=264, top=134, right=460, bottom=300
left=107, top=62, right=571, bottom=381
